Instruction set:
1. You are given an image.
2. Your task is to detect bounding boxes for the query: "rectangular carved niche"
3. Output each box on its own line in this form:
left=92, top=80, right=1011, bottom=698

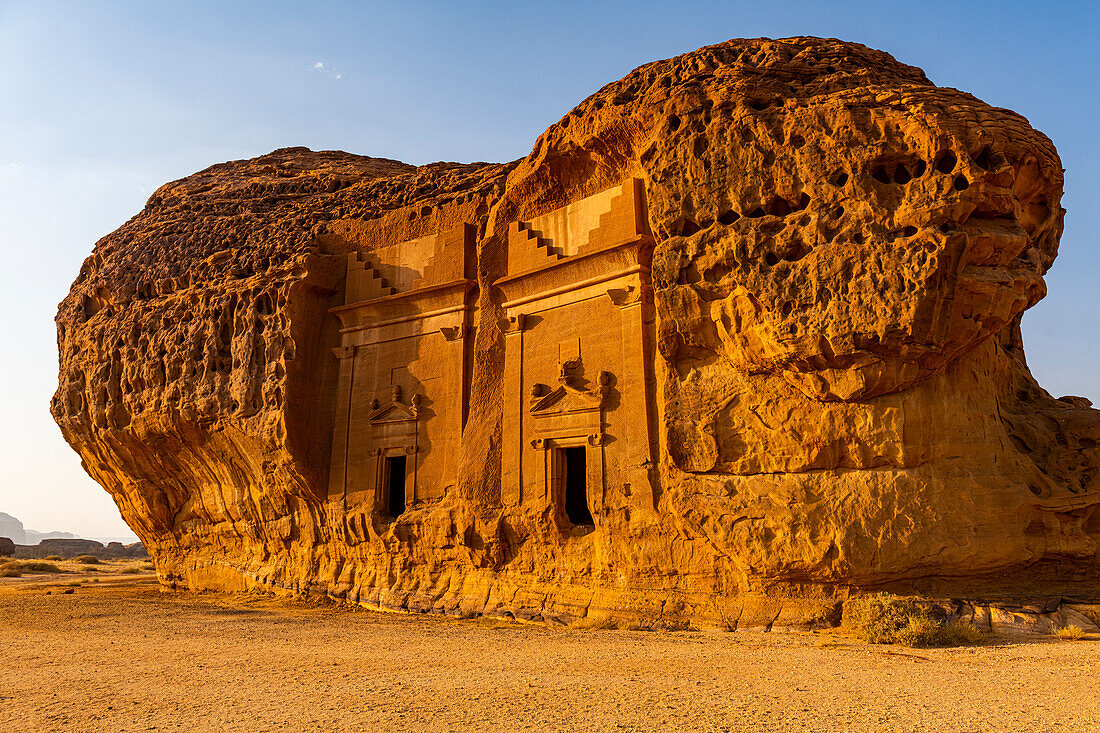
left=328, top=224, right=476, bottom=518
left=494, top=180, right=658, bottom=525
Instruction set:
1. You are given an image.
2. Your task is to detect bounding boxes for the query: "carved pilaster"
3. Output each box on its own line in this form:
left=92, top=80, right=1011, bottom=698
left=501, top=310, right=527, bottom=506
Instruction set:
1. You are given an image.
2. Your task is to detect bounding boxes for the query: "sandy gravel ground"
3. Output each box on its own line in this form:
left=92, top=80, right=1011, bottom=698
left=1, top=568, right=1098, bottom=733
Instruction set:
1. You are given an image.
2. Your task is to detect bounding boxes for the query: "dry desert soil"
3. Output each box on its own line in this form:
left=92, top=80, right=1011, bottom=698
left=1, top=564, right=1098, bottom=732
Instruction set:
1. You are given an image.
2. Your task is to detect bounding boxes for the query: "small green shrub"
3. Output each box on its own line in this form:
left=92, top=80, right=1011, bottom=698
left=893, top=614, right=943, bottom=647
left=844, top=593, right=985, bottom=648
left=941, top=619, right=987, bottom=645
left=73, top=555, right=100, bottom=565
left=1054, top=625, right=1085, bottom=641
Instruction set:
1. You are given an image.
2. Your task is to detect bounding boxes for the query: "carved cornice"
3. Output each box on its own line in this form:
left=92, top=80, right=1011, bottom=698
left=331, top=278, right=476, bottom=331
left=494, top=240, right=651, bottom=306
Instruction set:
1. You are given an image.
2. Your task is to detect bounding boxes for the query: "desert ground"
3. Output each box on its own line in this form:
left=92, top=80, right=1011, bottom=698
left=0, top=565, right=1097, bottom=732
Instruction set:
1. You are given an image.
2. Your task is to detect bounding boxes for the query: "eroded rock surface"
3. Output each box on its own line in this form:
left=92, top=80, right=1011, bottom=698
left=53, top=38, right=1100, bottom=628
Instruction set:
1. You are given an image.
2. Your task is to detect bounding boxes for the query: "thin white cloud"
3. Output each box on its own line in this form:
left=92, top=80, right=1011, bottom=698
left=312, top=60, right=343, bottom=80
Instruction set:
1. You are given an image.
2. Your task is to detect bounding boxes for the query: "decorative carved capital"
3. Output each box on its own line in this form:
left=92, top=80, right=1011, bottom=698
left=504, top=313, right=526, bottom=333
left=440, top=325, right=465, bottom=341
left=606, top=284, right=648, bottom=308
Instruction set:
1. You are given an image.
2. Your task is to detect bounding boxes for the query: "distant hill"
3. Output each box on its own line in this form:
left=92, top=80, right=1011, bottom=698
left=0, top=512, right=24, bottom=544
left=25, top=529, right=79, bottom=544
left=0, top=511, right=136, bottom=546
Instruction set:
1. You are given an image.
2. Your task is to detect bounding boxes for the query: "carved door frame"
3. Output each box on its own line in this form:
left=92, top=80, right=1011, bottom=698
left=367, top=397, right=419, bottom=517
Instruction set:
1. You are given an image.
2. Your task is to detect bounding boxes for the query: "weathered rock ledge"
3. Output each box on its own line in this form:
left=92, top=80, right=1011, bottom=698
left=53, top=37, right=1100, bottom=630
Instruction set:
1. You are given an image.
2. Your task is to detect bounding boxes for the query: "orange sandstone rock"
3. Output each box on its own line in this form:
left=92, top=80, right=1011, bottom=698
left=53, top=38, right=1100, bottom=628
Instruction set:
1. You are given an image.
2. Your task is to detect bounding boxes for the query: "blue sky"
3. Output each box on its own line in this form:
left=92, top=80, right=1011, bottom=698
left=1, top=0, right=1097, bottom=538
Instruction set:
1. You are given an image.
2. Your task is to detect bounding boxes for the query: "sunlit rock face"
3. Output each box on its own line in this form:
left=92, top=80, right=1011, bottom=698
left=53, top=38, right=1100, bottom=629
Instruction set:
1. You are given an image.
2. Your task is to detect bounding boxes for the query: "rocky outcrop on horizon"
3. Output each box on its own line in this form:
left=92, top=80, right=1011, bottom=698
left=24, top=529, right=79, bottom=544
left=10, top=538, right=148, bottom=560
left=0, top=513, right=26, bottom=545
left=0, top=511, right=127, bottom=546
left=51, top=37, right=1100, bottom=629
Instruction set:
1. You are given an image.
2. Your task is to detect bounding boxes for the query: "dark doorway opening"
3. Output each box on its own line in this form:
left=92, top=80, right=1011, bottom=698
left=563, top=447, right=592, bottom=525
left=386, top=455, right=406, bottom=517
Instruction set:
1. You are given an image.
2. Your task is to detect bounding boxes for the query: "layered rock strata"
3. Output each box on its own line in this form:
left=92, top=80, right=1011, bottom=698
left=54, top=37, right=1100, bottom=629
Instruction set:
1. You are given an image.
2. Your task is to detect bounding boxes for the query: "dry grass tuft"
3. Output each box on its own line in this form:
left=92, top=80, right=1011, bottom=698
left=942, top=619, right=986, bottom=645
left=1, top=560, right=61, bottom=575
left=118, top=565, right=145, bottom=575
left=844, top=593, right=985, bottom=648
left=73, top=555, right=100, bottom=565
left=44, top=555, right=63, bottom=561
left=1054, top=625, right=1085, bottom=641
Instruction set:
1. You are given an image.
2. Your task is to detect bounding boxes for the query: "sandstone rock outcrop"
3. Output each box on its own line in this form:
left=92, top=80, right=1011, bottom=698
left=53, top=38, right=1100, bottom=628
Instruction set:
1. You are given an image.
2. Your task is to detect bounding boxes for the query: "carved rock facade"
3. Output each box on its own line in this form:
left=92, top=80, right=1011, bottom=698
left=53, top=38, right=1100, bottom=628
